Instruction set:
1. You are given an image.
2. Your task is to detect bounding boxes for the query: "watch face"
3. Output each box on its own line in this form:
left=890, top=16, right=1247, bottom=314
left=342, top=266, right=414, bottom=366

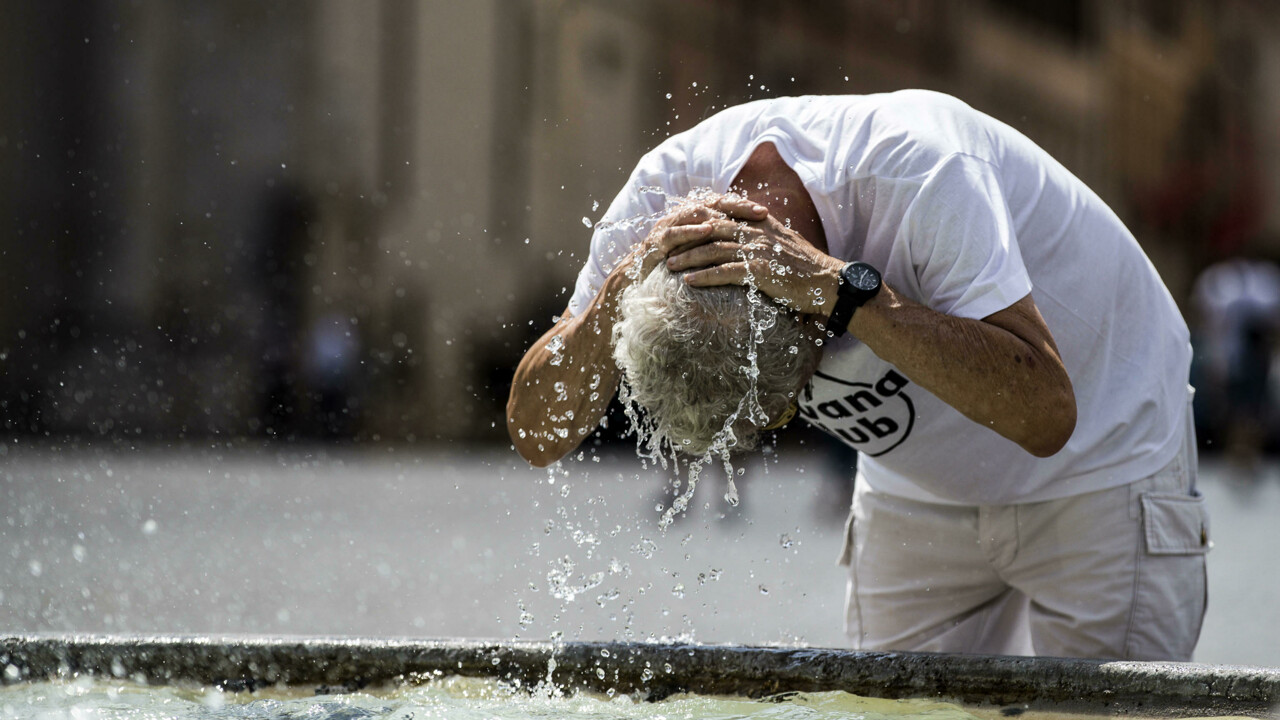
left=844, top=263, right=880, bottom=292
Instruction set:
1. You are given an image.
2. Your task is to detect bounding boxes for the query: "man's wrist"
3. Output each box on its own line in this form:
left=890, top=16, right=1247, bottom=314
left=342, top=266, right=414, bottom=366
left=811, top=258, right=844, bottom=316
left=825, top=261, right=882, bottom=337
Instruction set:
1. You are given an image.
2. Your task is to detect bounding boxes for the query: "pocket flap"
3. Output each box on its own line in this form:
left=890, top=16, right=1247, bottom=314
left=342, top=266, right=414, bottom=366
left=1142, top=491, right=1210, bottom=555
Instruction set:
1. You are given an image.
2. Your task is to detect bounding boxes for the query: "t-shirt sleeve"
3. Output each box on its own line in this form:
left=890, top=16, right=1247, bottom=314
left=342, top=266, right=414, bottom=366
left=899, top=153, right=1032, bottom=320
left=566, top=185, right=655, bottom=317
left=566, top=155, right=695, bottom=317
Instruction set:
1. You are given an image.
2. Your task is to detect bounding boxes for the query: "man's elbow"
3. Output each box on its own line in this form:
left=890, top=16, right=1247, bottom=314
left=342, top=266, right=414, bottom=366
left=506, top=415, right=556, bottom=468
left=506, top=410, right=573, bottom=468
left=1021, top=389, right=1077, bottom=458
left=508, top=428, right=562, bottom=468
left=522, top=448, right=559, bottom=468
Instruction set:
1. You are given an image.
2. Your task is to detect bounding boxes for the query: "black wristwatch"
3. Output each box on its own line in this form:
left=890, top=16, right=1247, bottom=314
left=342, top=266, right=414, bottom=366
left=825, top=261, right=881, bottom=337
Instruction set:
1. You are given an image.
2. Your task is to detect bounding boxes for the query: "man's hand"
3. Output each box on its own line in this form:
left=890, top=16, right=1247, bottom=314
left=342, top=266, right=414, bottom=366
left=664, top=212, right=844, bottom=316
left=507, top=193, right=770, bottom=468
left=622, top=194, right=770, bottom=280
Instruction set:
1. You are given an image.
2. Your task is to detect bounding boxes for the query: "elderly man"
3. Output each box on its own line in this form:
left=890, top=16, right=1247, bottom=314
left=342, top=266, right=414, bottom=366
left=507, top=90, right=1208, bottom=661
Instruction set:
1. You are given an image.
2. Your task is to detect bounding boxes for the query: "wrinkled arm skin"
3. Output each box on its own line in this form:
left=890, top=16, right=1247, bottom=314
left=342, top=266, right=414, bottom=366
left=849, top=286, right=1077, bottom=457
left=505, top=278, right=626, bottom=468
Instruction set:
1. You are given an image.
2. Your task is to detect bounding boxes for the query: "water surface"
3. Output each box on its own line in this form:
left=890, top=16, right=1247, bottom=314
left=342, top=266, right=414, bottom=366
left=2, top=676, right=989, bottom=720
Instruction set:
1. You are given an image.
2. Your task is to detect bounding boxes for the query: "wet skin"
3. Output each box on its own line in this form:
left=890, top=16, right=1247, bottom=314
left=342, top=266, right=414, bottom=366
left=507, top=143, right=1076, bottom=466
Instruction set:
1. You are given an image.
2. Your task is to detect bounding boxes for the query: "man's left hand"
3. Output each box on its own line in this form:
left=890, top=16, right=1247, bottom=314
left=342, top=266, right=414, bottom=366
left=664, top=213, right=844, bottom=316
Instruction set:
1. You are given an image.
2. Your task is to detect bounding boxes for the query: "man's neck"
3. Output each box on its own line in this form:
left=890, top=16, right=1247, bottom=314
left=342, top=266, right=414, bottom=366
left=730, top=142, right=827, bottom=254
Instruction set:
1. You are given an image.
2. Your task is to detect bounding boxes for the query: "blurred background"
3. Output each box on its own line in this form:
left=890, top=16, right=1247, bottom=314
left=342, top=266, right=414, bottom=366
left=3, top=0, right=1280, bottom=667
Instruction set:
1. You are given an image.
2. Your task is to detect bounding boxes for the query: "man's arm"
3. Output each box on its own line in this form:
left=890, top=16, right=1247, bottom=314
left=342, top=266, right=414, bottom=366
left=506, top=283, right=626, bottom=468
left=670, top=215, right=1076, bottom=457
left=848, top=285, right=1076, bottom=457
left=506, top=196, right=769, bottom=466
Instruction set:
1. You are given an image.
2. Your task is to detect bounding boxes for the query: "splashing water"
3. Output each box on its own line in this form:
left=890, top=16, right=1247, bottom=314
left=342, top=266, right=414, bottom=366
left=610, top=188, right=789, bottom=530
left=546, top=334, right=566, bottom=366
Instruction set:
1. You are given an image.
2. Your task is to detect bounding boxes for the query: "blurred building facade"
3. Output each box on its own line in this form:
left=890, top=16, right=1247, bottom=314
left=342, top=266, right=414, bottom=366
left=2, top=0, right=1278, bottom=445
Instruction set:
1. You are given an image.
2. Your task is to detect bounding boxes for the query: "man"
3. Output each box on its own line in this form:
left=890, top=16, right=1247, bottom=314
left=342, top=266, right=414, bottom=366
left=507, top=90, right=1208, bottom=660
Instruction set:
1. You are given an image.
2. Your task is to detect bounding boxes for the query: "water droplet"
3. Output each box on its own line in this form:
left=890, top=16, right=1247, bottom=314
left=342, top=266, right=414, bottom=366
left=633, top=538, right=657, bottom=559
left=546, top=335, right=565, bottom=366
left=724, top=476, right=740, bottom=506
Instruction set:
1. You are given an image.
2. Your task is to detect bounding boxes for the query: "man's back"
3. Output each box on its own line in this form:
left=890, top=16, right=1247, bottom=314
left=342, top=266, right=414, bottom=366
left=577, top=91, right=1191, bottom=504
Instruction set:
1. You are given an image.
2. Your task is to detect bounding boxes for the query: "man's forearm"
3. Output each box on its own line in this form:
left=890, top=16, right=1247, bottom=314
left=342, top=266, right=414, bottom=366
left=849, top=283, right=1077, bottom=457
left=506, top=271, right=629, bottom=466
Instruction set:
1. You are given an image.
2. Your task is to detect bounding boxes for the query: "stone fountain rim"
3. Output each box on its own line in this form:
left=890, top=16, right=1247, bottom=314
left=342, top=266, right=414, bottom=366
left=1, top=633, right=1277, bottom=718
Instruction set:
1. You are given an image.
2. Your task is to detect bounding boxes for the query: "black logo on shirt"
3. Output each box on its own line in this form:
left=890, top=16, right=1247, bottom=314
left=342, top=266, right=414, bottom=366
left=799, top=369, right=914, bottom=457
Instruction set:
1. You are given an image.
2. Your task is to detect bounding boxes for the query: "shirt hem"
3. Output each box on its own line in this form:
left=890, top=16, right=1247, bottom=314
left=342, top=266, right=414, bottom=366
left=860, top=423, right=1188, bottom=506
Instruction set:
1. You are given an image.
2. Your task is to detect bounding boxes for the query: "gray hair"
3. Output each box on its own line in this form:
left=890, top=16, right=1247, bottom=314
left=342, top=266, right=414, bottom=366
left=612, top=265, right=820, bottom=457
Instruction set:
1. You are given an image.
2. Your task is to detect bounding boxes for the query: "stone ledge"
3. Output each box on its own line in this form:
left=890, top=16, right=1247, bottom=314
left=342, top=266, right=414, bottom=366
left=1, top=634, right=1277, bottom=717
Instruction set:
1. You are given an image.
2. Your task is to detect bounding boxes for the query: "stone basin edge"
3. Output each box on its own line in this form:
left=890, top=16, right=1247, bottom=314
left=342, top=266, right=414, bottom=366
left=0, top=634, right=1276, bottom=718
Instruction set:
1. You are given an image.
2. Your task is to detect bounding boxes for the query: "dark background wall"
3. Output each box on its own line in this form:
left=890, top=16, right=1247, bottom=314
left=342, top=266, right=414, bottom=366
left=2, top=0, right=1276, bottom=449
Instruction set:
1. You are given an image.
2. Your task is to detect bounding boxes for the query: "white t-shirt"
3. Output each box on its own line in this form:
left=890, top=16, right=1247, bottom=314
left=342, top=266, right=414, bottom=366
left=569, top=91, right=1191, bottom=505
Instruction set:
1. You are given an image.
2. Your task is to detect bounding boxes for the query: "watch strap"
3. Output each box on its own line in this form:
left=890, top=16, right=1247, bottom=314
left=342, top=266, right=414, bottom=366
left=826, top=287, right=857, bottom=338
left=826, top=262, right=880, bottom=338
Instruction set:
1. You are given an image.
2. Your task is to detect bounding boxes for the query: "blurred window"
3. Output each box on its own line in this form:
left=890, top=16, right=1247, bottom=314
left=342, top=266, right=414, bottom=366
left=989, top=0, right=1095, bottom=47
left=1137, top=0, right=1183, bottom=39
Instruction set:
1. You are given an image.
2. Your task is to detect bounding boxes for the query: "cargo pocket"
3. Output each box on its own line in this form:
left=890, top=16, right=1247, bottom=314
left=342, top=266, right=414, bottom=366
left=1141, top=491, right=1210, bottom=555
left=1125, top=489, right=1210, bottom=660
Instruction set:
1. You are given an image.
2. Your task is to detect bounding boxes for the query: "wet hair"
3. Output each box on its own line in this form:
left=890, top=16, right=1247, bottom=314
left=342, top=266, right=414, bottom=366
left=612, top=265, right=820, bottom=456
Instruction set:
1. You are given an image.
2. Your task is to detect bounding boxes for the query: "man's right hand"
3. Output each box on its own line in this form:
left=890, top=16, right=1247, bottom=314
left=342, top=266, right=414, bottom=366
left=624, top=194, right=770, bottom=280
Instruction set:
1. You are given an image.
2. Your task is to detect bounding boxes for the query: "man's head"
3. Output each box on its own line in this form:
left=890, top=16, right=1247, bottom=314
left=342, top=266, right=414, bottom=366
left=612, top=264, right=821, bottom=456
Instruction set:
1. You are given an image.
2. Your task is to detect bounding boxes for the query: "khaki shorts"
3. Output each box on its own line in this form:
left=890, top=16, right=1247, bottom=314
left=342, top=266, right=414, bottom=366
left=841, top=421, right=1209, bottom=660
